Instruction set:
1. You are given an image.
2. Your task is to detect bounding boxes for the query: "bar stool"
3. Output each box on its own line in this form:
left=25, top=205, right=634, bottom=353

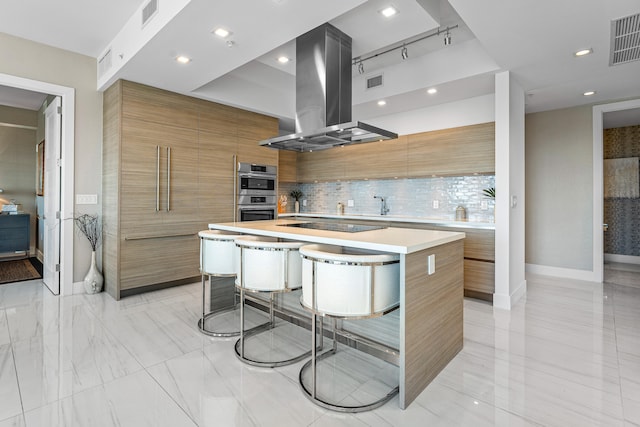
left=197, top=230, right=244, bottom=337
left=234, top=237, right=311, bottom=367
left=298, top=244, right=401, bottom=412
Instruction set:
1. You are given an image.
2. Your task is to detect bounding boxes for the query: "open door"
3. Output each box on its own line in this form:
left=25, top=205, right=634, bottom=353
left=43, top=97, right=61, bottom=294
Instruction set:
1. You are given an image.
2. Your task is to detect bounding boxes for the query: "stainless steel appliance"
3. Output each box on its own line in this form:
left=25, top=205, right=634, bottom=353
left=238, top=162, right=276, bottom=195
left=236, top=162, right=277, bottom=221
left=259, top=23, right=397, bottom=152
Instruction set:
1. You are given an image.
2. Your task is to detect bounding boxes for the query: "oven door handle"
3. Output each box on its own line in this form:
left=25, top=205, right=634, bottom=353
left=238, top=173, right=276, bottom=179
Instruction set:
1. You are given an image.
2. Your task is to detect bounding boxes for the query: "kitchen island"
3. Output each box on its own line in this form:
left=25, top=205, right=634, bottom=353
left=208, top=218, right=465, bottom=409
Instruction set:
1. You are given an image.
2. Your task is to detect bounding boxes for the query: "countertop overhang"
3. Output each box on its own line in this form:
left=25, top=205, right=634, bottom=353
left=278, top=213, right=495, bottom=230
left=208, top=219, right=465, bottom=254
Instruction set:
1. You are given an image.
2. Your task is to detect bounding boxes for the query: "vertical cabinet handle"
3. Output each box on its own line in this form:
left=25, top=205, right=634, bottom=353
left=167, top=146, right=171, bottom=212
left=156, top=145, right=160, bottom=212
left=233, top=154, right=237, bottom=222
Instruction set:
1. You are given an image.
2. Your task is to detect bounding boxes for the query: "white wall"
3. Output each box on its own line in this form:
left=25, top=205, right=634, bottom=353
left=525, top=105, right=593, bottom=274
left=368, top=94, right=495, bottom=135
left=0, top=32, right=102, bottom=283
left=494, top=71, right=526, bottom=310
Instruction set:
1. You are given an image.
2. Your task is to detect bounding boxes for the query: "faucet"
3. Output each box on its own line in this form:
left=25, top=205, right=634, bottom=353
left=373, top=195, right=389, bottom=215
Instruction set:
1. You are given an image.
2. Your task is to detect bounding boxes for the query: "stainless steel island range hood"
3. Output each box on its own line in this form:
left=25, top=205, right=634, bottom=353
left=259, top=23, right=397, bottom=152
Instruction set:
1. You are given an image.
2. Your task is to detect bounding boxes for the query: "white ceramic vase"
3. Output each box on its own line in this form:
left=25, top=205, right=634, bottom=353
left=295, top=200, right=300, bottom=213
left=84, top=251, right=104, bottom=294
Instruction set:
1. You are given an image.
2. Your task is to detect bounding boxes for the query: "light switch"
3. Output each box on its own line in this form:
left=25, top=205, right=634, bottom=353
left=510, top=195, right=518, bottom=208
left=427, top=254, right=436, bottom=275
left=347, top=199, right=354, bottom=207
left=432, top=200, right=439, bottom=209
left=302, top=199, right=307, bottom=207
left=76, top=194, right=98, bottom=205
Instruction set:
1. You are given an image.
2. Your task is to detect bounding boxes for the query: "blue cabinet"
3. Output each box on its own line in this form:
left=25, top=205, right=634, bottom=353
left=0, top=214, right=30, bottom=255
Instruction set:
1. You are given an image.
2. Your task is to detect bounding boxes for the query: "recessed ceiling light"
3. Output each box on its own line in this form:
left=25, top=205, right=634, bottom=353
left=213, top=28, right=230, bottom=38
left=277, top=56, right=290, bottom=64
left=574, top=48, right=593, bottom=57
left=427, top=88, right=437, bottom=95
left=176, top=55, right=191, bottom=64
left=377, top=100, right=387, bottom=106
left=583, top=91, right=596, bottom=96
left=380, top=6, right=398, bottom=18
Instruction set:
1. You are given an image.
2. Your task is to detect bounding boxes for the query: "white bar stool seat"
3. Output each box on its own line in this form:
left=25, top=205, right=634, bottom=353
left=235, top=237, right=311, bottom=367
left=197, top=230, right=242, bottom=337
left=298, top=244, right=401, bottom=412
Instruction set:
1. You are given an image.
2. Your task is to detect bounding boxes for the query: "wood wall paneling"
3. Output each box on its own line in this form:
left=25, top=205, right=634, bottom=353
left=402, top=239, right=464, bottom=408
left=102, top=81, right=122, bottom=299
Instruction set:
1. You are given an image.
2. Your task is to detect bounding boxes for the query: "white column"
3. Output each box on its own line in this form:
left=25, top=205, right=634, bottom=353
left=493, top=71, right=526, bottom=310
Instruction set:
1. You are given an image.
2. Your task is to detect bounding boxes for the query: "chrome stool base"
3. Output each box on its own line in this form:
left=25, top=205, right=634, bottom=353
left=298, top=315, right=398, bottom=413
left=197, top=273, right=241, bottom=338
left=197, top=307, right=240, bottom=338
left=234, top=290, right=315, bottom=368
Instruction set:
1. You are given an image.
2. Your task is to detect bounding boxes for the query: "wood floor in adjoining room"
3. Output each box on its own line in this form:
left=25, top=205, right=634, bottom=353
left=0, top=271, right=639, bottom=426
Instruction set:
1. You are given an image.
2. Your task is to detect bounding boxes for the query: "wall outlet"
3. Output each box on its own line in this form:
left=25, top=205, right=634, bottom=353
left=347, top=199, right=354, bottom=207
left=302, top=199, right=307, bottom=207
left=432, top=200, right=439, bottom=209
left=76, top=194, right=97, bottom=205
left=481, top=200, right=488, bottom=210
left=427, top=254, right=436, bottom=275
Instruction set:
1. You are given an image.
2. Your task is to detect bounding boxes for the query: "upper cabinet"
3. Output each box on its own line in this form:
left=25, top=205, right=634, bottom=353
left=292, top=122, right=494, bottom=183
left=342, top=136, right=408, bottom=180
left=278, top=150, right=298, bottom=183
left=406, top=122, right=495, bottom=177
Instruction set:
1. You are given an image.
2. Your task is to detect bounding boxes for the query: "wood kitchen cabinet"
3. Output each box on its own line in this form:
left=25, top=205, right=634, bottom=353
left=341, top=135, right=407, bottom=180
left=103, top=80, right=278, bottom=299
left=278, top=150, right=298, bottom=183
left=406, top=122, right=494, bottom=177
left=292, top=122, right=493, bottom=182
left=297, top=148, right=346, bottom=182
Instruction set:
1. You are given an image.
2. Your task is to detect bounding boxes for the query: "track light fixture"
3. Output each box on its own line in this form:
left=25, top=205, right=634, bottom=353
left=352, top=25, right=458, bottom=71
left=444, top=30, right=452, bottom=46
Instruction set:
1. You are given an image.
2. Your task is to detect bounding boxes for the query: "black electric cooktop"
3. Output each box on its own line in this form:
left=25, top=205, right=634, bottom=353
left=279, top=222, right=386, bottom=233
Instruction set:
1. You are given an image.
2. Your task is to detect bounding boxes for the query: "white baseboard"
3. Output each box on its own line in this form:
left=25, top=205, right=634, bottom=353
left=493, top=279, right=527, bottom=310
left=605, top=253, right=640, bottom=265
left=525, top=263, right=599, bottom=282
left=72, top=281, right=84, bottom=294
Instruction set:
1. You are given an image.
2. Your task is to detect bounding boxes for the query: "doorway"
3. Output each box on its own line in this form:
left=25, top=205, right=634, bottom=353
left=0, top=73, right=75, bottom=295
left=593, top=99, right=640, bottom=285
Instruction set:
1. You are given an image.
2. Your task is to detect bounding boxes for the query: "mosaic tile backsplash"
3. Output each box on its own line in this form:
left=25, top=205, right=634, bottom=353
left=603, top=125, right=640, bottom=257
left=280, top=175, right=496, bottom=222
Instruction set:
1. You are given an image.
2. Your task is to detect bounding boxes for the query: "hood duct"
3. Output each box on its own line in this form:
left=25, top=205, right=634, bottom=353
left=259, top=23, right=397, bottom=152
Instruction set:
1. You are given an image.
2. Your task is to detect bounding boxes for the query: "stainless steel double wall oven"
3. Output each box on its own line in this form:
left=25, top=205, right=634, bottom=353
left=236, top=162, right=277, bottom=221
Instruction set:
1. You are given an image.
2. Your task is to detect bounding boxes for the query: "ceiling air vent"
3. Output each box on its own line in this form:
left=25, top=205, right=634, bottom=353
left=98, top=49, right=112, bottom=78
left=142, top=0, right=158, bottom=28
left=366, top=74, right=384, bottom=89
left=610, top=12, right=640, bottom=65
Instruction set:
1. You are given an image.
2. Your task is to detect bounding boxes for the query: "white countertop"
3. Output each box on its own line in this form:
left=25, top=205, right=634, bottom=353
left=278, top=213, right=495, bottom=230
left=208, top=219, right=465, bottom=254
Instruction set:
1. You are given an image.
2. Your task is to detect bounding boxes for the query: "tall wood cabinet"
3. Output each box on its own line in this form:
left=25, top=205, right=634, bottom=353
left=103, top=80, right=278, bottom=299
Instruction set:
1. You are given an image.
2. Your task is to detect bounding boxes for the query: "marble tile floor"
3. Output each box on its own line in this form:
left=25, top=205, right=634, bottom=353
left=605, top=262, right=640, bottom=289
left=0, top=272, right=639, bottom=426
